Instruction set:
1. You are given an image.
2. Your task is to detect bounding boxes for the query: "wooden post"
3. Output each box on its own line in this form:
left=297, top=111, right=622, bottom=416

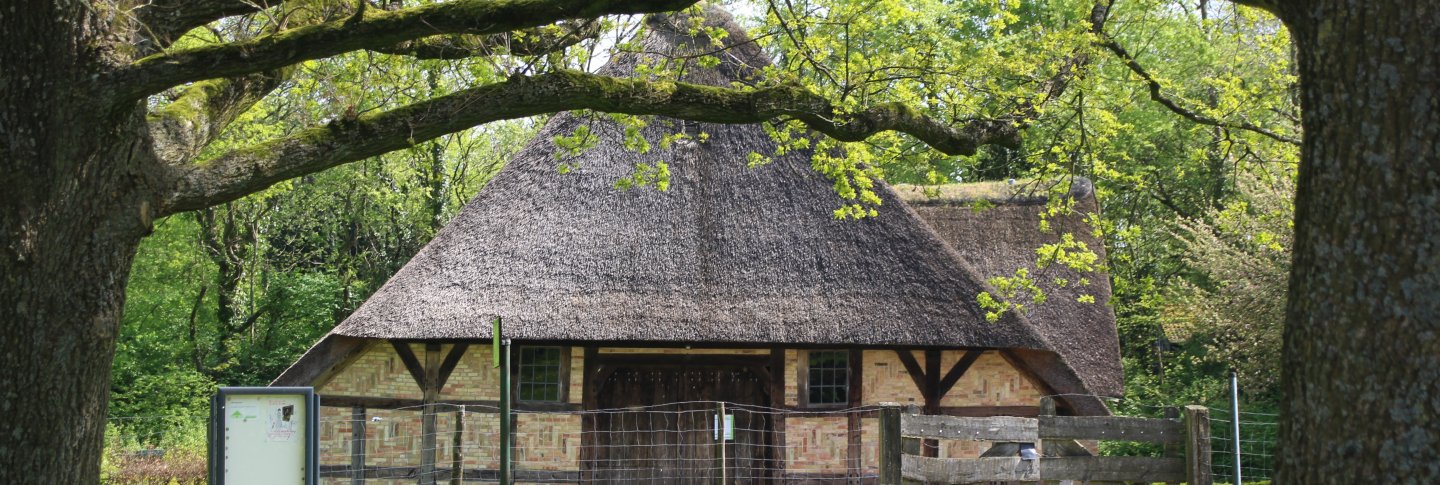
left=451, top=406, right=463, bottom=485
left=768, top=347, right=787, bottom=483
left=846, top=348, right=864, bottom=478
left=350, top=406, right=366, bottom=485
left=1164, top=406, right=1181, bottom=485
left=1183, top=405, right=1213, bottom=485
left=902, top=404, right=922, bottom=456
left=421, top=343, right=442, bottom=485
left=878, top=403, right=902, bottom=485
left=1039, top=396, right=1057, bottom=485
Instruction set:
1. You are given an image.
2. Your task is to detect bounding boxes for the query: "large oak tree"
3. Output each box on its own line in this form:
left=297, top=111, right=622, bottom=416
left=0, top=0, right=1434, bottom=483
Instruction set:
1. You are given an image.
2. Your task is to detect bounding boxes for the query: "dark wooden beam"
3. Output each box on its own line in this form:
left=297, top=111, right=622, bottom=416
left=935, top=350, right=985, bottom=398
left=390, top=341, right=427, bottom=389
left=272, top=335, right=369, bottom=387
left=580, top=346, right=597, bottom=483
left=922, top=349, right=942, bottom=457
left=846, top=348, right=863, bottom=479
left=894, top=350, right=928, bottom=397
left=770, top=346, right=788, bottom=482
left=435, top=343, right=470, bottom=390
left=588, top=353, right=770, bottom=368
left=923, top=350, right=942, bottom=406
left=420, top=343, right=442, bottom=484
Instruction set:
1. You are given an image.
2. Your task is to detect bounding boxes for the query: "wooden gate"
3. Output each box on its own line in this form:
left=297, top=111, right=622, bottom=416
left=875, top=398, right=1213, bottom=484
left=586, top=365, right=775, bottom=484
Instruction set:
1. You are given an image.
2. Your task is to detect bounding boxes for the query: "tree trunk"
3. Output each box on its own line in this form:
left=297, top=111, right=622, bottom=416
left=0, top=3, right=158, bottom=481
left=1278, top=0, right=1440, bottom=481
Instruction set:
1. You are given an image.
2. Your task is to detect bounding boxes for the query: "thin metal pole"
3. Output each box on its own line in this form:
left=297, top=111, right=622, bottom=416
left=720, top=401, right=727, bottom=485
left=500, top=338, right=512, bottom=485
left=1231, top=370, right=1242, bottom=485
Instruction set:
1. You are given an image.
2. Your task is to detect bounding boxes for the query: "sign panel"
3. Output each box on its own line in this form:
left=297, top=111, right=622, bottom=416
left=713, top=413, right=734, bottom=441
left=209, top=387, right=318, bottom=485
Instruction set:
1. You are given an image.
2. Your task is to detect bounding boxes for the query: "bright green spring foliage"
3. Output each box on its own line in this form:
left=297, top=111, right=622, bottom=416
left=742, top=0, right=1297, bottom=407
left=113, top=1, right=1298, bottom=440
left=744, top=0, right=1100, bottom=218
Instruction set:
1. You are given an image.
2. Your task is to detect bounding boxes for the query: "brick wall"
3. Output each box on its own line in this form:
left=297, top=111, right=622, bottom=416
left=939, top=351, right=1043, bottom=407
left=315, top=344, right=1047, bottom=481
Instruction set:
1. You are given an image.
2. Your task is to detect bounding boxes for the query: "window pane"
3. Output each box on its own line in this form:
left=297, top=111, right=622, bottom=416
left=807, top=351, right=849, bottom=405
left=517, top=347, right=564, bottom=402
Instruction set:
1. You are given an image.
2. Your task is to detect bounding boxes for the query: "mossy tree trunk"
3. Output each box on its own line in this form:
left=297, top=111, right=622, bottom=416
left=0, top=4, right=157, bottom=480
left=1273, top=0, right=1440, bottom=481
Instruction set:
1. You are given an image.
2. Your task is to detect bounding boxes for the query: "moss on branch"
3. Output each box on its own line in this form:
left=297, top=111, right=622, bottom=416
left=162, top=70, right=1016, bottom=214
left=114, top=0, right=700, bottom=101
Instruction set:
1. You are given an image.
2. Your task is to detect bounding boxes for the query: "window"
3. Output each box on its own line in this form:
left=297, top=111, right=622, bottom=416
left=516, top=347, right=564, bottom=402
left=806, top=350, right=849, bottom=406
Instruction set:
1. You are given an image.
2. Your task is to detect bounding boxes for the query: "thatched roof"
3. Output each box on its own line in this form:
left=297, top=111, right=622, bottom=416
left=893, top=179, right=1123, bottom=397
left=277, top=7, right=1120, bottom=406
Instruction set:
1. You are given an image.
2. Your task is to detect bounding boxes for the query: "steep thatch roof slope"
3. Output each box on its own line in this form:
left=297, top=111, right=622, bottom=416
left=278, top=7, right=1117, bottom=406
left=893, top=178, right=1122, bottom=396
left=322, top=9, right=1043, bottom=348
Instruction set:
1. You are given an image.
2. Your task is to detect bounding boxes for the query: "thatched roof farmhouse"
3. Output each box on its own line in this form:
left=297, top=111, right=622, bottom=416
left=274, top=7, right=1121, bottom=482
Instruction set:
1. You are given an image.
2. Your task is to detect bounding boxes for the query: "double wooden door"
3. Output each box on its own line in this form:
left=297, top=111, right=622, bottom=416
left=587, top=365, right=775, bottom=484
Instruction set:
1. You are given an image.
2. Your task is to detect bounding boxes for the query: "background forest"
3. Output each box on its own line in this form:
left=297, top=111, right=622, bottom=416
left=106, top=0, right=1296, bottom=480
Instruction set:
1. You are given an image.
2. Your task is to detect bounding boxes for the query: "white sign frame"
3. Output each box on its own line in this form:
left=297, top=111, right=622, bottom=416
left=208, top=387, right=319, bottom=485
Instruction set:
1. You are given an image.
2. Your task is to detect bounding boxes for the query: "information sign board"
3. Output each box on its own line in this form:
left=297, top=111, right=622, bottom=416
left=208, top=387, right=319, bottom=485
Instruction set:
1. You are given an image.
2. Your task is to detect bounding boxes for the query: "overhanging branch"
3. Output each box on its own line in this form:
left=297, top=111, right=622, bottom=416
left=135, top=0, right=279, bottom=53
left=369, top=21, right=602, bottom=59
left=148, top=72, right=288, bottom=165
left=161, top=70, right=1015, bottom=214
left=113, top=0, right=699, bottom=101
left=1098, top=31, right=1300, bottom=146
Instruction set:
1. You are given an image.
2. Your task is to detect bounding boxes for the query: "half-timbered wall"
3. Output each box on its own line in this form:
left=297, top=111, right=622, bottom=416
left=313, top=344, right=1044, bottom=484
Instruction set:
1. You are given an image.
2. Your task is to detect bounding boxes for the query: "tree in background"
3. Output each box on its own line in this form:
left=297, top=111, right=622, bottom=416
left=1168, top=172, right=1292, bottom=396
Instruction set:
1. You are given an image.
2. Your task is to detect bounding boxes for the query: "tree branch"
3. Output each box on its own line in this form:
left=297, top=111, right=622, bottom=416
left=368, top=21, right=601, bottom=59
left=1097, top=31, right=1300, bottom=145
left=161, top=69, right=1015, bottom=213
left=1008, top=0, right=1112, bottom=130
left=135, top=0, right=280, bottom=53
left=113, top=0, right=699, bottom=101
left=148, top=72, right=288, bottom=165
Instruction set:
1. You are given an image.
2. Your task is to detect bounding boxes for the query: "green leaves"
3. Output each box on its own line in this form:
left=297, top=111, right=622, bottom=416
left=614, top=161, right=672, bottom=191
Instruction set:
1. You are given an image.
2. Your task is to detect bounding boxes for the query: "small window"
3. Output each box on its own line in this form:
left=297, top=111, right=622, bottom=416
left=517, top=347, right=564, bottom=402
left=807, top=350, right=849, bottom=406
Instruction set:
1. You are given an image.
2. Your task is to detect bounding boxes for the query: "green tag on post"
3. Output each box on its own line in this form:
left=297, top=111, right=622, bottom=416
left=492, top=317, right=500, bottom=368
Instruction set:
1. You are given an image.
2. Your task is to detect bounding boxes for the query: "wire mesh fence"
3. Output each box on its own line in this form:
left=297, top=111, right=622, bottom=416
left=313, top=401, right=887, bottom=484
left=1209, top=406, right=1279, bottom=484
left=105, top=396, right=1252, bottom=484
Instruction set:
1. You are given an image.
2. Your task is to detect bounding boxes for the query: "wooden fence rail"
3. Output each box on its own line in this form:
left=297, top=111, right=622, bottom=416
left=878, top=398, right=1211, bottom=485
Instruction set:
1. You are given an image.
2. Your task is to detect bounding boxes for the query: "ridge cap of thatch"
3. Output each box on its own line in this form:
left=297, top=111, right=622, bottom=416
left=892, top=177, right=1096, bottom=207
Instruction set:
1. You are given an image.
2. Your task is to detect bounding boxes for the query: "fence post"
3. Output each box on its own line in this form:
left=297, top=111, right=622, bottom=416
left=451, top=406, right=463, bottom=485
left=350, top=406, right=366, bottom=485
left=878, top=403, right=902, bottom=485
left=715, top=401, right=727, bottom=485
left=1184, top=405, right=1213, bottom=485
left=1039, top=397, right=1056, bottom=485
left=1230, top=370, right=1243, bottom=485
left=1163, top=406, right=1181, bottom=485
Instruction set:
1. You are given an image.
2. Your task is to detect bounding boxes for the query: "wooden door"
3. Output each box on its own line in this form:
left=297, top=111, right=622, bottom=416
left=588, top=365, right=774, bottom=484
